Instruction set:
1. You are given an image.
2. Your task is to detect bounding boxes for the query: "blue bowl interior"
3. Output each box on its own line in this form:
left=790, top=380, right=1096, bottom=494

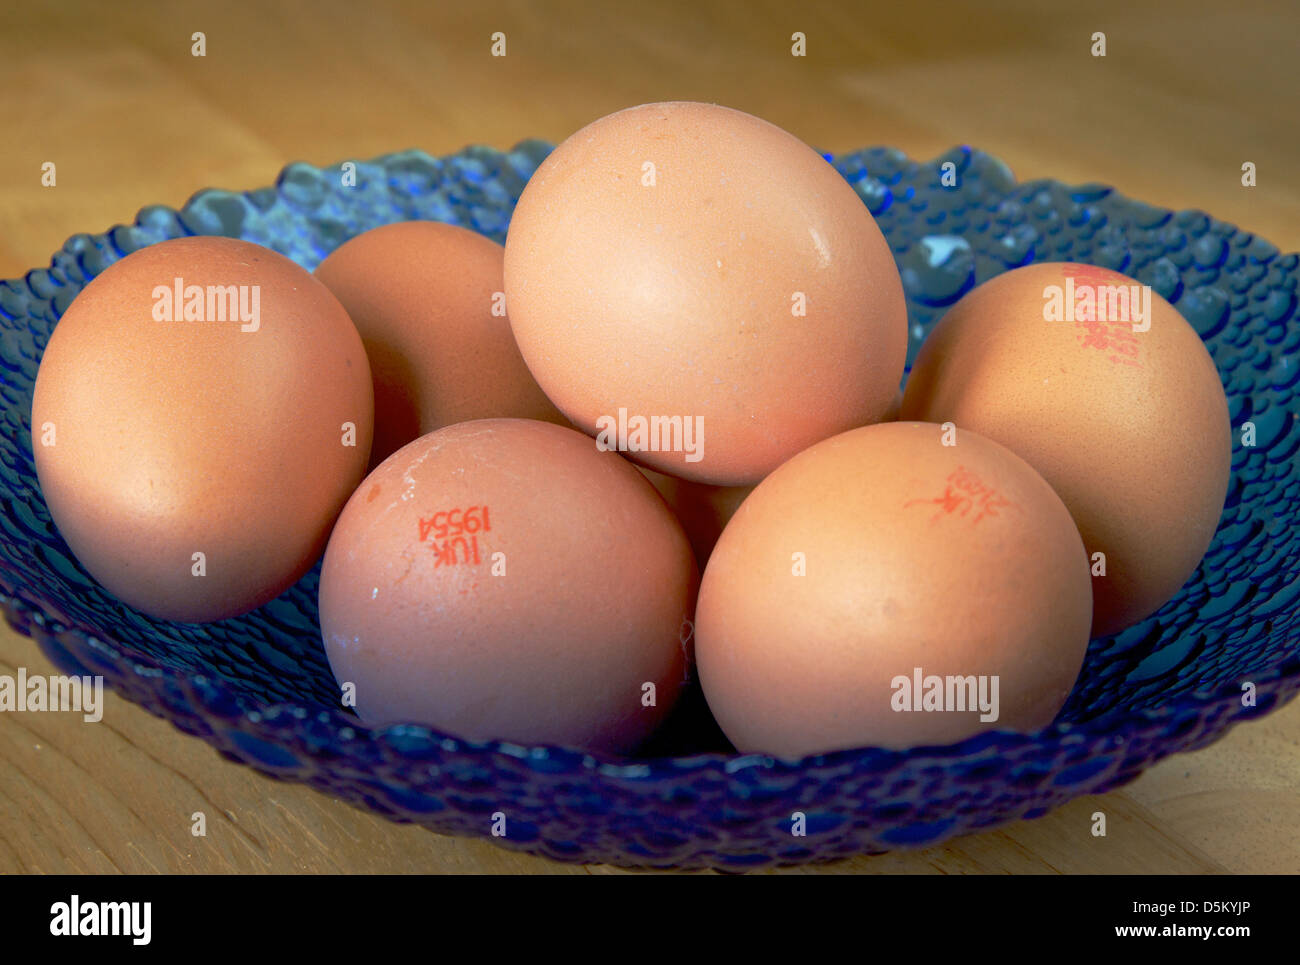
left=0, top=142, right=1297, bottom=869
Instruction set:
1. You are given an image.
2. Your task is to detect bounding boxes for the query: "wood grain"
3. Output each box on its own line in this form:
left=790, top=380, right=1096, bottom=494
left=0, top=0, right=1296, bottom=874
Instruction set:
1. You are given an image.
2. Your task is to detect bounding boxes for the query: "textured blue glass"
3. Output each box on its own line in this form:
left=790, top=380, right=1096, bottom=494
left=0, top=143, right=1296, bottom=870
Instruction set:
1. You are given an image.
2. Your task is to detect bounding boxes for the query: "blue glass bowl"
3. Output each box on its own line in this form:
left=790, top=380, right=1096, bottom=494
left=1, top=143, right=1297, bottom=870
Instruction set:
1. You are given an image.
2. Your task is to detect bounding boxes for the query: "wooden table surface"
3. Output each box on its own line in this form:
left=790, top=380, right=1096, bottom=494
left=1, top=0, right=1296, bottom=874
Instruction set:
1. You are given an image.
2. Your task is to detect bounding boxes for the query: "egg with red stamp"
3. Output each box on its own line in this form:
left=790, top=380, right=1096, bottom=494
left=695, top=420, right=1092, bottom=758
left=901, top=261, right=1231, bottom=636
left=319, top=418, right=698, bottom=754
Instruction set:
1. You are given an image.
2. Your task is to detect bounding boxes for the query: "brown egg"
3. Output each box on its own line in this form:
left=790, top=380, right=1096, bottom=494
left=638, top=466, right=752, bottom=567
left=696, top=421, right=1092, bottom=758
left=315, top=220, right=567, bottom=468
left=504, top=101, right=907, bottom=486
left=901, top=262, right=1231, bottom=636
left=319, top=418, right=698, bottom=754
left=32, top=236, right=373, bottom=622
left=882, top=386, right=904, bottom=422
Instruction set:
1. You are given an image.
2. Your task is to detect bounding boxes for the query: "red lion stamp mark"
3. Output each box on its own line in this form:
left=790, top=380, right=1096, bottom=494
left=418, top=506, right=491, bottom=568
left=905, top=466, right=1016, bottom=525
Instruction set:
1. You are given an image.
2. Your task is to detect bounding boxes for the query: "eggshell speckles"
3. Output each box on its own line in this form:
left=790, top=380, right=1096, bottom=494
left=319, top=418, right=698, bottom=755
left=315, top=221, right=567, bottom=468
left=695, top=421, right=1092, bottom=758
left=31, top=236, right=373, bottom=623
left=504, top=101, right=907, bottom=486
left=901, top=262, right=1231, bottom=636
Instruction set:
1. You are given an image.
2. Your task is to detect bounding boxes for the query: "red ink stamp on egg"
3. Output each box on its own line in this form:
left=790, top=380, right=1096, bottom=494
left=905, top=466, right=1015, bottom=524
left=1061, top=262, right=1116, bottom=289
left=418, top=506, right=491, bottom=567
left=1073, top=318, right=1143, bottom=368
left=1042, top=264, right=1152, bottom=366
